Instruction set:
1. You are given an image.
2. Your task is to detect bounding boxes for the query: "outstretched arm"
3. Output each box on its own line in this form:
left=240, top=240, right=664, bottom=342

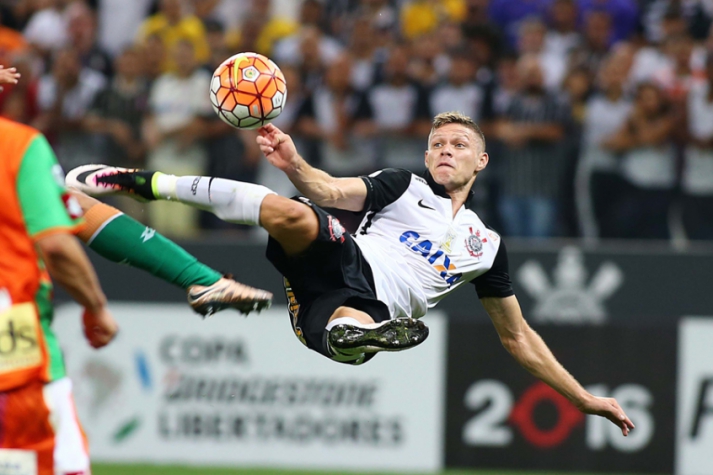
left=36, top=233, right=117, bottom=348
left=256, top=124, right=368, bottom=211
left=481, top=295, right=635, bottom=436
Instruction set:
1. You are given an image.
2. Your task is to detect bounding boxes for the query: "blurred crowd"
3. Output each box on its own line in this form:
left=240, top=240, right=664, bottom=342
left=1, top=0, right=712, bottom=242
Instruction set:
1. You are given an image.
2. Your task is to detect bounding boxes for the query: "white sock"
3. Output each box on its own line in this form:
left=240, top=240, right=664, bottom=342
left=326, top=317, right=363, bottom=332
left=155, top=175, right=275, bottom=226
left=327, top=317, right=386, bottom=332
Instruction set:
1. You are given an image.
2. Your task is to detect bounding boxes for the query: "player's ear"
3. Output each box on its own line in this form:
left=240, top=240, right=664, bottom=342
left=424, top=149, right=429, bottom=167
left=476, top=152, right=489, bottom=173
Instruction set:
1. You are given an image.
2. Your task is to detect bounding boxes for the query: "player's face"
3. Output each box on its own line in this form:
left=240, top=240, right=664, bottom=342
left=425, top=123, right=488, bottom=191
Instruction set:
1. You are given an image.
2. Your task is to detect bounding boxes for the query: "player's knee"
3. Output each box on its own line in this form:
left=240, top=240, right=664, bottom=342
left=263, top=199, right=314, bottom=232
left=69, top=189, right=100, bottom=212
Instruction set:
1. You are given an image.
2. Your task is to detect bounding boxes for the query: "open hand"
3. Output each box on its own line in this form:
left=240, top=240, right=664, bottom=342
left=256, top=123, right=298, bottom=172
left=578, top=395, right=635, bottom=436
left=82, top=307, right=119, bottom=349
left=0, top=66, right=20, bottom=92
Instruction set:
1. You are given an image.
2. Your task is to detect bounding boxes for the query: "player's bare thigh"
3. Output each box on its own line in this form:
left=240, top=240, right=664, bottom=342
left=259, top=194, right=320, bottom=256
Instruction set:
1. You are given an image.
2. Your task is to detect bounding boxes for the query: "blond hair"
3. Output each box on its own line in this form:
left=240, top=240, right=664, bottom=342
left=429, top=111, right=486, bottom=151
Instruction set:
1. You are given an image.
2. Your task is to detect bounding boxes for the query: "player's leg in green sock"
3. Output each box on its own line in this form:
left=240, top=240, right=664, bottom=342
left=75, top=196, right=221, bottom=289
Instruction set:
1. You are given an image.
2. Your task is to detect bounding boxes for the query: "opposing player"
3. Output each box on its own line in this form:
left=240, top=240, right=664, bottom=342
left=68, top=112, right=635, bottom=435
left=0, top=116, right=117, bottom=475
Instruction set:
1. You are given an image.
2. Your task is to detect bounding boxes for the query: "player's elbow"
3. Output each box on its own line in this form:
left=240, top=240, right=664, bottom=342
left=499, top=329, right=531, bottom=358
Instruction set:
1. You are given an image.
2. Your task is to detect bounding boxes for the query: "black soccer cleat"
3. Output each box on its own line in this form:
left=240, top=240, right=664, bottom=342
left=65, top=164, right=158, bottom=201
left=328, top=317, right=429, bottom=354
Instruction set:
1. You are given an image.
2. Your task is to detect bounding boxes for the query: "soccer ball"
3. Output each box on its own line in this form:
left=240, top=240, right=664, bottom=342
left=209, top=52, right=287, bottom=130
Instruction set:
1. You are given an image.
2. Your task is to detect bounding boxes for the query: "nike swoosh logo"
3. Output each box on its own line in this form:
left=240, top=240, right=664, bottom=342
left=76, top=166, right=106, bottom=184
left=418, top=199, right=435, bottom=211
left=188, top=286, right=221, bottom=300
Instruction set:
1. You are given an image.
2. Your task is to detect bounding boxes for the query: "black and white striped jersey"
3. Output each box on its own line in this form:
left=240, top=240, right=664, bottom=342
left=354, top=168, right=514, bottom=320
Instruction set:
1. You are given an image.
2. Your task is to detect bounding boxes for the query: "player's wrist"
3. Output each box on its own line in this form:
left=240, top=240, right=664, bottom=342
left=572, top=390, right=595, bottom=411
left=284, top=155, right=305, bottom=175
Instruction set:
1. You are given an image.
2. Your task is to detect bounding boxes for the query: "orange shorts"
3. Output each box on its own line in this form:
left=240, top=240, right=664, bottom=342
left=0, top=377, right=89, bottom=475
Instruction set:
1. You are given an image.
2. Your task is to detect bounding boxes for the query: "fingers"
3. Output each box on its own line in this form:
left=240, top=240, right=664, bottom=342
left=256, top=135, right=275, bottom=155
left=85, top=326, right=118, bottom=348
left=262, top=123, right=280, bottom=134
left=607, top=399, right=634, bottom=436
left=0, top=66, right=20, bottom=85
left=256, top=131, right=285, bottom=154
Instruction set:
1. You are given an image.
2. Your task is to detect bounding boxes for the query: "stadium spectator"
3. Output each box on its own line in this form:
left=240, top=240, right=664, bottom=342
left=351, top=45, right=428, bottom=171
left=203, top=19, right=230, bottom=71
left=544, top=0, right=581, bottom=58
left=570, top=10, right=615, bottom=75
left=190, top=0, right=249, bottom=31
left=95, top=0, right=152, bottom=57
left=296, top=53, right=377, bottom=176
left=493, top=54, right=569, bottom=238
left=516, top=17, right=567, bottom=91
left=428, top=48, right=487, bottom=123
left=135, top=0, right=210, bottom=73
left=0, top=8, right=27, bottom=67
left=461, top=0, right=503, bottom=65
left=577, top=0, right=639, bottom=43
left=487, top=51, right=520, bottom=119
left=561, top=66, right=594, bottom=236
left=603, top=82, right=676, bottom=240
left=642, top=0, right=710, bottom=43
left=681, top=54, right=713, bottom=240
left=577, top=54, right=632, bottom=239
left=65, top=2, right=112, bottom=78
left=440, top=19, right=468, bottom=54
left=226, top=0, right=298, bottom=58
left=83, top=46, right=149, bottom=167
left=21, top=0, right=68, bottom=58
left=346, top=15, right=386, bottom=91
left=325, top=0, right=399, bottom=46
left=400, top=0, right=466, bottom=40
left=268, top=0, right=334, bottom=70
left=282, top=24, right=344, bottom=94
left=33, top=46, right=107, bottom=170
left=408, top=31, right=449, bottom=86
left=140, top=33, right=167, bottom=84
left=142, top=39, right=211, bottom=237
left=651, top=32, right=705, bottom=102
left=487, top=0, right=552, bottom=46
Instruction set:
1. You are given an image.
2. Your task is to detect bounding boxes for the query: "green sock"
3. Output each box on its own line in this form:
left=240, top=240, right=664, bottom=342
left=88, top=214, right=222, bottom=289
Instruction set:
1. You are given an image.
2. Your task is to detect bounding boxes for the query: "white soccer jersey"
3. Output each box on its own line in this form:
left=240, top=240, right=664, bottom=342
left=353, top=168, right=513, bottom=320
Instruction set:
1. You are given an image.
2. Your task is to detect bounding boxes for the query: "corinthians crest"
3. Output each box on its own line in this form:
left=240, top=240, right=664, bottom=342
left=328, top=216, right=345, bottom=243
left=465, top=227, right=487, bottom=258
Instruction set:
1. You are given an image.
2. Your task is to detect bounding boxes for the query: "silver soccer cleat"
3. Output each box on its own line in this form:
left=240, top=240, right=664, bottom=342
left=187, top=277, right=273, bottom=317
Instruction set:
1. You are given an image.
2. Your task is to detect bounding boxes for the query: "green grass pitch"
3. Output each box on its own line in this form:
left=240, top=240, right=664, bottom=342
left=92, top=464, right=648, bottom=475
